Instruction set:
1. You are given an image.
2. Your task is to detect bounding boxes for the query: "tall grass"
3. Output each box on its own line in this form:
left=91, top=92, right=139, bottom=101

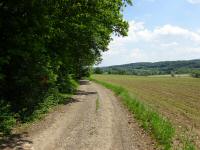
left=92, top=78, right=175, bottom=149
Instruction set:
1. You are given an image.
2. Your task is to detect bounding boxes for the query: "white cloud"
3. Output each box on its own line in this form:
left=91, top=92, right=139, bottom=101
left=99, top=21, right=200, bottom=66
left=186, top=0, right=200, bottom=4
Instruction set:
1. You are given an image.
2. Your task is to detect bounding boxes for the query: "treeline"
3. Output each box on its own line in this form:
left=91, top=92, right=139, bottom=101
left=191, top=70, right=200, bottom=78
left=0, top=0, right=131, bottom=133
left=95, top=59, right=200, bottom=76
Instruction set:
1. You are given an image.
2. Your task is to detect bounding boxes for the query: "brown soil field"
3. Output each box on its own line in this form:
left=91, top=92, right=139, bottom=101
left=93, top=74, right=200, bottom=147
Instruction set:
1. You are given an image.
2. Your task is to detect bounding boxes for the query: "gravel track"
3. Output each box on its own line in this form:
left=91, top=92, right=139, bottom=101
left=1, top=81, right=156, bottom=150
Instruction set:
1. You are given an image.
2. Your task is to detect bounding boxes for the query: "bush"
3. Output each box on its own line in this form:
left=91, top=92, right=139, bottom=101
left=0, top=100, right=16, bottom=134
left=21, top=87, right=72, bottom=122
left=171, top=71, right=175, bottom=77
left=93, top=68, right=103, bottom=74
left=58, top=75, right=78, bottom=94
left=191, top=70, right=200, bottom=78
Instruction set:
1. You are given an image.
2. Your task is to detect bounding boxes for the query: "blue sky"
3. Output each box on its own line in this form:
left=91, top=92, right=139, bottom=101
left=99, top=0, right=200, bottom=66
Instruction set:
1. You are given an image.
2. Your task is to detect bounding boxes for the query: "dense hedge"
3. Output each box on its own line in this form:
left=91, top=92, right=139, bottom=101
left=0, top=0, right=131, bottom=134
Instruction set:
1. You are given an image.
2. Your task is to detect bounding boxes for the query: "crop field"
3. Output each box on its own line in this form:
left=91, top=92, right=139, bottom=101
left=93, top=74, right=200, bottom=147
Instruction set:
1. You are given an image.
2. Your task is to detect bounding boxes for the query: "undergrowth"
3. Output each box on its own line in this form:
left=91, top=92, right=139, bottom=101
left=91, top=78, right=196, bottom=150
left=0, top=100, right=16, bottom=134
left=28, top=90, right=72, bottom=122
left=0, top=83, right=77, bottom=135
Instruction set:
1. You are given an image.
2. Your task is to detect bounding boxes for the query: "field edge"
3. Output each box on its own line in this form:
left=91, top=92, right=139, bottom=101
left=91, top=77, right=196, bottom=150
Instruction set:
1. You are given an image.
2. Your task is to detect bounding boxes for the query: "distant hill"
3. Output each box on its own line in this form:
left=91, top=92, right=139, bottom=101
left=97, top=59, right=200, bottom=76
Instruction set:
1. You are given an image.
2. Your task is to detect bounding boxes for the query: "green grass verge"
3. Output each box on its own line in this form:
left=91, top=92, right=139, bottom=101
left=92, top=78, right=175, bottom=150
left=92, top=78, right=196, bottom=150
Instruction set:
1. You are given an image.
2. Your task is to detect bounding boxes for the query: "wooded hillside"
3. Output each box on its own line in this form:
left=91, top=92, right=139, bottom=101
left=97, top=59, right=200, bottom=75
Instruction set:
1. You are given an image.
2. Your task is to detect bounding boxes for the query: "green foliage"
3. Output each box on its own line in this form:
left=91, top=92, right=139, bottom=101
left=0, top=0, right=131, bottom=133
left=93, top=68, right=103, bottom=74
left=92, top=78, right=175, bottom=150
left=28, top=88, right=72, bottom=122
left=0, top=100, right=16, bottom=134
left=179, top=130, right=196, bottom=150
left=58, top=75, right=78, bottom=94
left=183, top=140, right=196, bottom=150
left=191, top=70, right=200, bottom=78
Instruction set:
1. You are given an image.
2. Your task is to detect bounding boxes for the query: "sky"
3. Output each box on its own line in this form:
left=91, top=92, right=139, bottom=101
left=99, top=0, right=200, bottom=67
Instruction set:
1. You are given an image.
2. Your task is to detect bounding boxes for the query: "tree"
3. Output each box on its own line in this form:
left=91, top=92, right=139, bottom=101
left=171, top=71, right=175, bottom=77
left=94, top=68, right=103, bottom=74
left=0, top=0, right=132, bottom=132
left=191, top=70, right=200, bottom=78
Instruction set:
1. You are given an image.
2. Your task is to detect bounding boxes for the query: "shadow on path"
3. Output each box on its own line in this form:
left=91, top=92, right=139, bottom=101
left=79, top=80, right=90, bottom=85
left=61, top=97, right=81, bottom=105
left=0, top=132, right=33, bottom=150
left=0, top=80, right=96, bottom=149
left=76, top=90, right=97, bottom=96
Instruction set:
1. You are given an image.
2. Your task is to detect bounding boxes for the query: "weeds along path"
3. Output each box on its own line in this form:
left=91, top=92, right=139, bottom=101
left=1, top=80, right=156, bottom=150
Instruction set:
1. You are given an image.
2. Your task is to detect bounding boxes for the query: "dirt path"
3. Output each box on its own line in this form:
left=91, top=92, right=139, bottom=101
left=1, top=81, right=156, bottom=150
